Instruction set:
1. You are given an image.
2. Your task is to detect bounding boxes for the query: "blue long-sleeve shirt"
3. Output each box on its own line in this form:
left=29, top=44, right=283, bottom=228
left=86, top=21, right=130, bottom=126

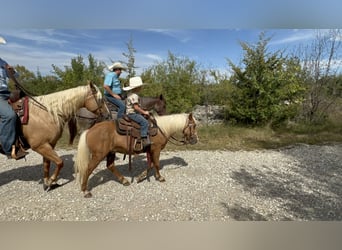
left=0, top=57, right=10, bottom=95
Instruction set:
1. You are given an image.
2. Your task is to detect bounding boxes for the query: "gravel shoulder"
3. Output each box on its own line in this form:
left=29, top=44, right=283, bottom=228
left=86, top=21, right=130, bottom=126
left=0, top=143, right=341, bottom=221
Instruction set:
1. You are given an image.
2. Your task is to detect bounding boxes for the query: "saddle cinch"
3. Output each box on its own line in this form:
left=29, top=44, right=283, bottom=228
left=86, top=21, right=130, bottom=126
left=116, top=115, right=158, bottom=152
left=0, top=90, right=30, bottom=155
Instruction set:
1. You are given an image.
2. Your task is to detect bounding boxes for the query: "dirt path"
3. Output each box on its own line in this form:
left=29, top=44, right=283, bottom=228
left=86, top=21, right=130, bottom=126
left=0, top=144, right=341, bottom=221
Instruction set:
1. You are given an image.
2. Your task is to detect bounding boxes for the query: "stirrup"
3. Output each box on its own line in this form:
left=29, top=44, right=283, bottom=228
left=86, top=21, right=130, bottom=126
left=11, top=145, right=29, bottom=160
left=133, top=139, right=143, bottom=151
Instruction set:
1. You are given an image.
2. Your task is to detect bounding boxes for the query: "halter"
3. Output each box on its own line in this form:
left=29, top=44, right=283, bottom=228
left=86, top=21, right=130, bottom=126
left=156, top=115, right=197, bottom=146
left=85, top=87, right=108, bottom=120
left=181, top=116, right=197, bottom=144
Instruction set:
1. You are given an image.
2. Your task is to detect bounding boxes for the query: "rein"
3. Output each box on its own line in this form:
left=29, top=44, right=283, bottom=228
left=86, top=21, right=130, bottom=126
left=169, top=135, right=187, bottom=146
left=76, top=114, right=98, bottom=120
left=7, top=68, right=48, bottom=111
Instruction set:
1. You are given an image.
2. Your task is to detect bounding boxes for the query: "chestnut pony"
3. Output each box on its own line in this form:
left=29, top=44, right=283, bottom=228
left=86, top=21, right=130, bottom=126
left=75, top=113, right=198, bottom=197
left=1, top=82, right=108, bottom=190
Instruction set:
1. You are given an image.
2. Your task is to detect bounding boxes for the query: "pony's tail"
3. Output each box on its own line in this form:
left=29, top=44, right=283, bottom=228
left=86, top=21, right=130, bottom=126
left=74, top=129, right=90, bottom=187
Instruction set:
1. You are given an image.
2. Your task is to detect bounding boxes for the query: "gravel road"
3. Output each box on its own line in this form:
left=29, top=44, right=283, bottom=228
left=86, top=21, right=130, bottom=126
left=0, top=143, right=341, bottom=221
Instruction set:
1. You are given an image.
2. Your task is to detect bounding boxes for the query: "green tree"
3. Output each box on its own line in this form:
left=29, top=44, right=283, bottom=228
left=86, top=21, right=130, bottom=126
left=200, top=70, right=232, bottom=106
left=52, top=54, right=105, bottom=90
left=122, top=35, right=137, bottom=80
left=142, top=51, right=202, bottom=113
left=10, top=65, right=59, bottom=95
left=227, top=32, right=305, bottom=125
left=14, top=65, right=36, bottom=84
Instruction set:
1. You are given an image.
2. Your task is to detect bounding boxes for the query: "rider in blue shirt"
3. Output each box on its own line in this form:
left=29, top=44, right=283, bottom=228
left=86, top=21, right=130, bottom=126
left=0, top=36, right=28, bottom=159
left=103, top=62, right=126, bottom=119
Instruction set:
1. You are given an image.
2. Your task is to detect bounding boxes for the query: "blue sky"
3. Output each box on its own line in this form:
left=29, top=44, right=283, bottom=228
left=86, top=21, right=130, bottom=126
left=0, top=0, right=341, bottom=76
left=0, top=29, right=321, bottom=76
left=1, top=0, right=341, bottom=29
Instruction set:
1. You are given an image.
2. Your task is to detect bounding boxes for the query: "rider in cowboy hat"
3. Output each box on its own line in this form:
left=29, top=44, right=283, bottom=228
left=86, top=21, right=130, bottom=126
left=103, top=62, right=126, bottom=119
left=0, top=36, right=28, bottom=160
left=123, top=76, right=152, bottom=148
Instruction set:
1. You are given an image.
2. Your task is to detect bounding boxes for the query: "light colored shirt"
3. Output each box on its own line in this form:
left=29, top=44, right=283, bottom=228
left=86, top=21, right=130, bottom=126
left=126, top=93, right=140, bottom=114
left=104, top=72, right=122, bottom=95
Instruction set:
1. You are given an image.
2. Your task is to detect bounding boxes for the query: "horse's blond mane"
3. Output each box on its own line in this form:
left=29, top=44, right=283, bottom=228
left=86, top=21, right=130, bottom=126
left=33, top=84, right=101, bottom=127
left=155, top=113, right=190, bottom=136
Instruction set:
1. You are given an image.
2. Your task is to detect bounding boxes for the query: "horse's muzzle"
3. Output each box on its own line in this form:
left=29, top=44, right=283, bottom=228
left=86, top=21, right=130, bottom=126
left=189, top=136, right=198, bottom=145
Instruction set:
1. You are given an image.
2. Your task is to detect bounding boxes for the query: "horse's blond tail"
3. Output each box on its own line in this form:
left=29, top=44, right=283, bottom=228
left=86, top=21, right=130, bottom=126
left=74, top=129, right=90, bottom=188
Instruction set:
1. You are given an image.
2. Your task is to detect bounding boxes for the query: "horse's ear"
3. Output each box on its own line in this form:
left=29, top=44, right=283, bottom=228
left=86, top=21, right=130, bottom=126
left=188, top=112, right=193, bottom=120
left=159, top=94, right=163, bottom=100
left=89, top=81, right=97, bottom=92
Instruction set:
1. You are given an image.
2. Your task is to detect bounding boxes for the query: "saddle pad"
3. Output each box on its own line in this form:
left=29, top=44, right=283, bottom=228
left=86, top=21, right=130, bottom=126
left=9, top=96, right=29, bottom=125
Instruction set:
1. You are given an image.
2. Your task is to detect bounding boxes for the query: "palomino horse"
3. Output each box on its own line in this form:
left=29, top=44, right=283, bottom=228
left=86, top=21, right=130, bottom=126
left=75, top=94, right=166, bottom=133
left=75, top=113, right=198, bottom=197
left=0, top=82, right=108, bottom=190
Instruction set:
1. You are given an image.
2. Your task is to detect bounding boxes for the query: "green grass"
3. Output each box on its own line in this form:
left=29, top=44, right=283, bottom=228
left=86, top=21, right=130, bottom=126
left=57, top=119, right=342, bottom=151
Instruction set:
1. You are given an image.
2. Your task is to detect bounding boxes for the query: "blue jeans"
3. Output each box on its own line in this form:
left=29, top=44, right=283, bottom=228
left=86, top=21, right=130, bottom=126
left=104, top=94, right=126, bottom=119
left=127, top=113, right=149, bottom=137
left=0, top=97, right=17, bottom=155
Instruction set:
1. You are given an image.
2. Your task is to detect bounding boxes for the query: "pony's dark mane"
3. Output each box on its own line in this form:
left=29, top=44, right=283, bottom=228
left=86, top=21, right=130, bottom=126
left=140, top=95, right=164, bottom=106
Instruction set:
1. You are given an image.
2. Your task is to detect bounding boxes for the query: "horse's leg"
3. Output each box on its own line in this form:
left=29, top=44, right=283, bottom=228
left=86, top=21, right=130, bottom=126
left=42, top=157, right=51, bottom=190
left=106, top=153, right=130, bottom=186
left=34, top=144, right=63, bottom=190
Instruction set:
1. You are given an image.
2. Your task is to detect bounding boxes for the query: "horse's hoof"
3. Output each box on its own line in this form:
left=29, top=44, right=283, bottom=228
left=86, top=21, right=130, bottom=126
left=84, top=192, right=92, bottom=198
left=136, top=176, right=146, bottom=183
left=136, top=173, right=147, bottom=183
left=43, top=184, right=49, bottom=191
left=122, top=180, right=130, bottom=186
left=158, top=176, right=166, bottom=182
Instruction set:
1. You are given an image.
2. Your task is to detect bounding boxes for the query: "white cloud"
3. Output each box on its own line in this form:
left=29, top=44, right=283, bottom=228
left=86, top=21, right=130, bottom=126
left=145, top=53, right=162, bottom=61
left=1, top=29, right=69, bottom=46
left=146, top=29, right=192, bottom=43
left=270, top=30, right=315, bottom=45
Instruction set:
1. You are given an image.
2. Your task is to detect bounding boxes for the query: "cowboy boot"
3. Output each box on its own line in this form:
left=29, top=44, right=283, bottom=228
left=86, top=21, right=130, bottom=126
left=141, top=136, right=152, bottom=148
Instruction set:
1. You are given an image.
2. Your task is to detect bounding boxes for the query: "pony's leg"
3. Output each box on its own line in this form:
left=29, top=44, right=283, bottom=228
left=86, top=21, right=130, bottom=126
left=106, top=153, right=130, bottom=186
left=137, top=148, right=165, bottom=183
left=136, top=150, right=154, bottom=183
left=151, top=149, right=165, bottom=182
left=80, top=152, right=106, bottom=198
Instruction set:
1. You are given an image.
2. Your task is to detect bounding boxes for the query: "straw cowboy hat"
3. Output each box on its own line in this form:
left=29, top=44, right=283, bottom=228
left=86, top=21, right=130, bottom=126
left=108, top=62, right=126, bottom=71
left=0, top=36, right=6, bottom=44
left=123, top=76, right=147, bottom=91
